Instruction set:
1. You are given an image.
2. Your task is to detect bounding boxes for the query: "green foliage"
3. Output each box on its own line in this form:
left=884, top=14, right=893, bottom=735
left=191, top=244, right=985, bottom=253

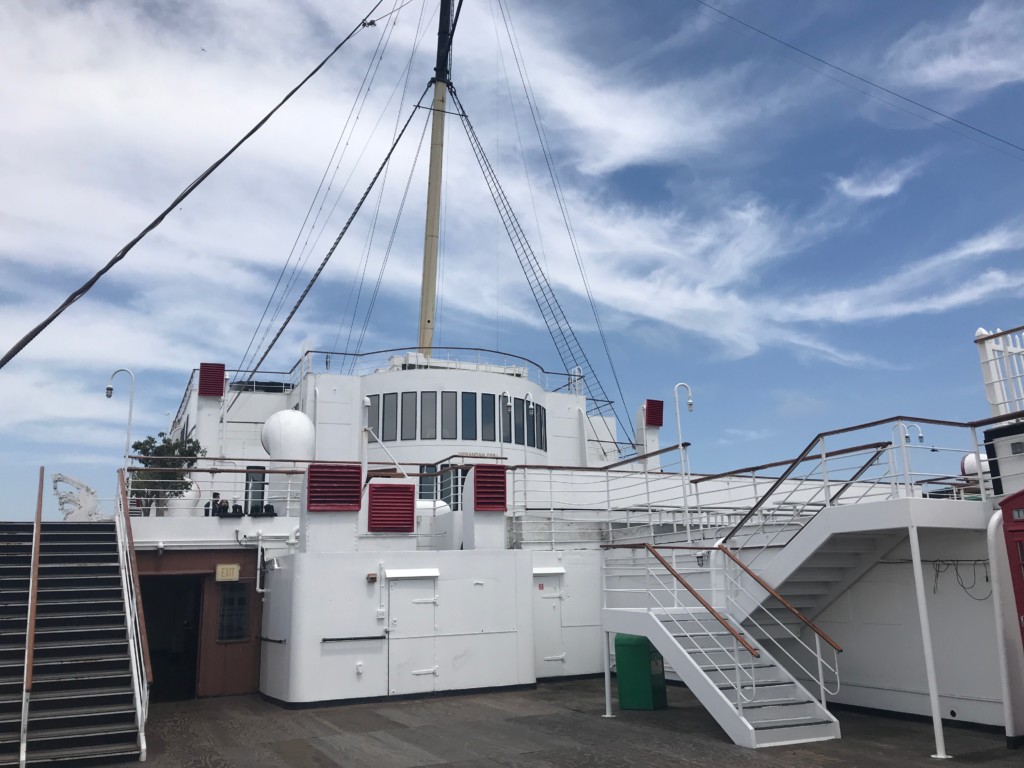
left=129, top=432, right=205, bottom=502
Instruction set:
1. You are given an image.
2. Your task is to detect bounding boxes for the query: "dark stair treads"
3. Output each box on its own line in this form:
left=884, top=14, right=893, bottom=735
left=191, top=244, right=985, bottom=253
left=30, top=671, right=132, bottom=695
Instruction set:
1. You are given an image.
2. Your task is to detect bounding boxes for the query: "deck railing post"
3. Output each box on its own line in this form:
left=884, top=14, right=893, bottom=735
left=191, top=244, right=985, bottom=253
left=970, top=427, right=987, bottom=501
left=816, top=635, right=826, bottom=705
left=819, top=436, right=831, bottom=507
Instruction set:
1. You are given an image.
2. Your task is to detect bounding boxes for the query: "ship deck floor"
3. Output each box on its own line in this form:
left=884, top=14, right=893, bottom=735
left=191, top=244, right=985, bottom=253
left=112, top=678, right=1019, bottom=767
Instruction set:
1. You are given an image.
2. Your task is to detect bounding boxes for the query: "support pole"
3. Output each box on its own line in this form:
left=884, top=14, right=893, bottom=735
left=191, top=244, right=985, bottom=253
left=417, top=0, right=454, bottom=356
left=602, top=632, right=614, bottom=718
left=908, top=524, right=951, bottom=759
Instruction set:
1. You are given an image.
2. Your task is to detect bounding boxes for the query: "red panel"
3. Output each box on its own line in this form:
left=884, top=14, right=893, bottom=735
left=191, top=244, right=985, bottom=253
left=1000, top=489, right=1024, bottom=653
left=307, top=463, right=362, bottom=512
left=368, top=484, right=415, bottom=532
left=645, top=399, right=664, bottom=428
left=198, top=363, right=226, bottom=398
left=474, top=464, right=507, bottom=512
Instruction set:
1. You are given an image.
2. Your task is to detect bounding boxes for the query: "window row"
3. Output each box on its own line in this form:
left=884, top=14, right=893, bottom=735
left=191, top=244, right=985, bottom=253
left=367, top=392, right=548, bottom=449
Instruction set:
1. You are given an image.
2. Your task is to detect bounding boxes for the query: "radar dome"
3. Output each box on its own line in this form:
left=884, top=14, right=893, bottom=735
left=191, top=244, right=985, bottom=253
left=262, top=410, right=316, bottom=461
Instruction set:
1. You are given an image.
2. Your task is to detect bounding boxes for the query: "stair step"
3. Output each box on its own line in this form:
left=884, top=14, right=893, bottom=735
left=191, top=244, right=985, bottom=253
left=752, top=716, right=834, bottom=731
left=36, top=613, right=126, bottom=630
left=28, top=702, right=134, bottom=729
left=23, top=742, right=140, bottom=766
left=36, top=600, right=123, bottom=614
left=30, top=686, right=133, bottom=712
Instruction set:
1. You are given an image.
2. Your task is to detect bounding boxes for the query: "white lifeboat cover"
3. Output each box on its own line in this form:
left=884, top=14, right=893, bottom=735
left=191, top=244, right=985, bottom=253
left=261, top=410, right=316, bottom=461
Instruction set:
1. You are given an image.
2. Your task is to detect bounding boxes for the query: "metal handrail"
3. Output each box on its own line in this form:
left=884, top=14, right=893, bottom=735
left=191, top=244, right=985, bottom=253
left=116, top=469, right=149, bottom=761
left=119, top=471, right=153, bottom=684
left=19, top=467, right=44, bottom=767
left=603, top=543, right=759, bottom=658
left=721, top=441, right=890, bottom=545
left=716, top=546, right=841, bottom=653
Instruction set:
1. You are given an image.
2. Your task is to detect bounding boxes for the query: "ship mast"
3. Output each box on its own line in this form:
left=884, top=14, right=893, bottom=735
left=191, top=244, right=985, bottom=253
left=417, top=0, right=455, bottom=356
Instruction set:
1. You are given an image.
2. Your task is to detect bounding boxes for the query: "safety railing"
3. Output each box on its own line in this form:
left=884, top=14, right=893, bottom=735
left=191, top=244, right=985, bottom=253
left=716, top=545, right=841, bottom=705
left=976, top=324, right=1024, bottom=417
left=115, top=469, right=151, bottom=761
left=126, top=461, right=307, bottom=518
left=18, top=468, right=45, bottom=768
left=603, top=543, right=760, bottom=708
left=293, top=346, right=577, bottom=392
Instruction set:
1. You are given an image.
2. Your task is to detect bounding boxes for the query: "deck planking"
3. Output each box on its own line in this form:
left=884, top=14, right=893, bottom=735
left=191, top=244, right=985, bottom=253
left=109, top=678, right=1020, bottom=767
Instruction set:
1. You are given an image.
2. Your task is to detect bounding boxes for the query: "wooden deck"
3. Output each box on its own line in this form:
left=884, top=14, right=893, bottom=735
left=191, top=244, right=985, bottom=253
left=112, top=678, right=1020, bottom=767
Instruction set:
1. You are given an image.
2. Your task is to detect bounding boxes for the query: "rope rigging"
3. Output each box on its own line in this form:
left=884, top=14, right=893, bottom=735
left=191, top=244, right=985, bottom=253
left=0, top=1, right=385, bottom=373
left=448, top=85, right=632, bottom=445
left=236, top=2, right=401, bottom=380
left=226, top=83, right=432, bottom=411
left=494, top=0, right=635, bottom=440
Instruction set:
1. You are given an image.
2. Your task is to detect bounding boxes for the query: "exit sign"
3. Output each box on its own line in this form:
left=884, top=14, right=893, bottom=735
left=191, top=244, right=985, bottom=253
left=216, top=563, right=241, bottom=582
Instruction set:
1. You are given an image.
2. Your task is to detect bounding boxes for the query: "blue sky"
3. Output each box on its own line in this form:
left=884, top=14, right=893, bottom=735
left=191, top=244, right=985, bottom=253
left=1, top=0, right=1022, bottom=519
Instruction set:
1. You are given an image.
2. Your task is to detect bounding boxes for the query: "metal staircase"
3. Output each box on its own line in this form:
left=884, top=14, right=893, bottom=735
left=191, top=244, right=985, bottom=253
left=25, top=522, right=140, bottom=765
left=0, top=523, right=32, bottom=767
left=0, top=504, right=148, bottom=766
left=602, top=544, right=841, bottom=748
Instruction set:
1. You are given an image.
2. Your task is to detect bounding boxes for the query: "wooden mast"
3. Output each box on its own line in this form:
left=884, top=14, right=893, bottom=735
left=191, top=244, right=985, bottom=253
left=416, top=0, right=454, bottom=356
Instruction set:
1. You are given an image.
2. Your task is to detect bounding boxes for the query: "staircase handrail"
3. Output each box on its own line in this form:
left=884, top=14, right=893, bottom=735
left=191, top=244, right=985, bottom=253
left=603, top=543, right=759, bottom=658
left=116, top=469, right=150, bottom=761
left=826, top=443, right=893, bottom=506
left=721, top=441, right=891, bottom=546
left=715, top=546, right=842, bottom=653
left=19, top=467, right=45, bottom=768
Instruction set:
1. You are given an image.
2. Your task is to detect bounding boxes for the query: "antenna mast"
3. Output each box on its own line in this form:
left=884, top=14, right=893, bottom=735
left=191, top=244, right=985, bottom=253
left=417, top=0, right=455, bottom=356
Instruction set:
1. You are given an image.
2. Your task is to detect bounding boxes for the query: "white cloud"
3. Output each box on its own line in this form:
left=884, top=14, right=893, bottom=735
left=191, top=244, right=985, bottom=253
left=835, top=158, right=925, bottom=201
left=885, top=0, right=1024, bottom=95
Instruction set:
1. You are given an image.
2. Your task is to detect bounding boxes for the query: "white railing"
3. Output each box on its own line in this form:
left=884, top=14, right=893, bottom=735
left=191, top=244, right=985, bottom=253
left=976, top=325, right=1024, bottom=417
left=718, top=550, right=840, bottom=705
left=115, top=470, right=149, bottom=762
left=602, top=545, right=759, bottom=708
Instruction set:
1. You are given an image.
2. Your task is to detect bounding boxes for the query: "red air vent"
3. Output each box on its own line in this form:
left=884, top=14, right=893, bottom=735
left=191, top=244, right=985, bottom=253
left=645, top=399, right=664, bottom=428
left=474, top=464, right=507, bottom=512
left=368, top=484, right=415, bottom=533
left=307, top=463, right=362, bottom=512
left=197, top=363, right=226, bottom=398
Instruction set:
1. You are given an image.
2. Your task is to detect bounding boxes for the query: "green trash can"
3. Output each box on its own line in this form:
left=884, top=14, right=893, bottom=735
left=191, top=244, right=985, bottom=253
left=614, top=633, right=667, bottom=710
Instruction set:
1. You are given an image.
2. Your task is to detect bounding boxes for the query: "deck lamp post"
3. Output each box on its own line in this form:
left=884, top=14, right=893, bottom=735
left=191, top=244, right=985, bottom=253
left=673, top=383, right=694, bottom=542
left=106, top=368, right=136, bottom=473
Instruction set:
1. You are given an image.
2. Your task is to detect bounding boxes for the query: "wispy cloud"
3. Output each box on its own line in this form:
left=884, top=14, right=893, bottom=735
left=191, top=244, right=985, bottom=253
left=834, top=157, right=925, bottom=201
left=885, top=0, right=1024, bottom=95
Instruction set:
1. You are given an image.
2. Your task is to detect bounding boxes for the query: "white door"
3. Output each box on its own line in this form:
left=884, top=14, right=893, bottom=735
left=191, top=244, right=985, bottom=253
left=532, top=573, right=565, bottom=677
left=388, top=578, right=437, bottom=695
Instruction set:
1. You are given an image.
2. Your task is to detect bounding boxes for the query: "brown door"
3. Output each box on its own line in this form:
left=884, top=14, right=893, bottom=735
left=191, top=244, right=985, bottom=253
left=140, top=575, right=202, bottom=701
left=196, top=575, right=262, bottom=697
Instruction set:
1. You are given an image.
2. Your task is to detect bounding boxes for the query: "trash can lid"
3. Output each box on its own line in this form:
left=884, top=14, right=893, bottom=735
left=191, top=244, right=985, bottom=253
left=614, top=633, right=651, bottom=647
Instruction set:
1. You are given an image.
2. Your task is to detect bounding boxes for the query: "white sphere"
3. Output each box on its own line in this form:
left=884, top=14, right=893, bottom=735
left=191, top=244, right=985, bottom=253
left=262, top=410, right=316, bottom=461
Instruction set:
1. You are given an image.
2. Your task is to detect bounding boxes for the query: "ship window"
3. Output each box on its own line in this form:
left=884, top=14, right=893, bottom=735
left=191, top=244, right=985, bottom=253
left=245, top=466, right=266, bottom=514
left=421, top=392, right=437, bottom=439
left=401, top=392, right=417, bottom=440
left=462, top=392, right=477, bottom=440
left=526, top=401, right=536, bottom=447
left=382, top=393, right=398, bottom=441
left=500, top=395, right=512, bottom=443
left=513, top=398, right=525, bottom=445
left=481, top=393, right=496, bottom=441
left=537, top=405, right=547, bottom=451
left=441, top=391, right=457, bottom=439
left=418, top=465, right=437, bottom=500
left=218, top=582, right=250, bottom=642
left=367, top=394, right=380, bottom=443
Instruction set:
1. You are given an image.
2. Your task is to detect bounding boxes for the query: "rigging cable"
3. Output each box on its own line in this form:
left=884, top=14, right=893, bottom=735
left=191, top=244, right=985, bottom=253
left=227, top=83, right=432, bottom=410
left=236, top=3, right=397, bottom=378
left=339, top=0, right=434, bottom=357
left=351, top=108, right=433, bottom=361
left=251, top=3, right=406, bottom=374
left=0, top=1, right=384, bottom=373
left=685, top=0, right=1024, bottom=162
left=497, top=0, right=634, bottom=440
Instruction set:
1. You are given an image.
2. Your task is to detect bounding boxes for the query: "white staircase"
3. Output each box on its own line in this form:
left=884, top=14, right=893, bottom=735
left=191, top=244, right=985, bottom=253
left=603, top=606, right=840, bottom=748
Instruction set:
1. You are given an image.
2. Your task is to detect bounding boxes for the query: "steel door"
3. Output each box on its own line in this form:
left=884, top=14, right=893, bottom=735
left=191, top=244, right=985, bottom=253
left=388, top=578, right=437, bottom=695
left=532, top=573, right=565, bottom=676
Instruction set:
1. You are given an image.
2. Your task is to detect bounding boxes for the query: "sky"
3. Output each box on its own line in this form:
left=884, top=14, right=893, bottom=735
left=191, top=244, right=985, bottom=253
left=1, top=0, right=1023, bottom=519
